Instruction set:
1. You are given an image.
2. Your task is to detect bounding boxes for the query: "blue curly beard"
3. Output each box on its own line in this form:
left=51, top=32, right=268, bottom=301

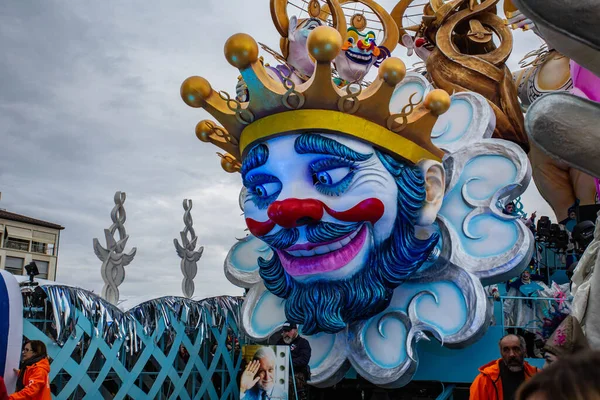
left=258, top=151, right=440, bottom=335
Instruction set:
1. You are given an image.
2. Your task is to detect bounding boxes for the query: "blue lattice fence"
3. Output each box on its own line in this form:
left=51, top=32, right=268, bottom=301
left=22, top=286, right=245, bottom=399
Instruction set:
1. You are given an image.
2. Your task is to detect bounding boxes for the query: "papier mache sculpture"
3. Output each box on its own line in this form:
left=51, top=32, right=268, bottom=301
left=392, top=0, right=598, bottom=223
left=237, top=0, right=396, bottom=103
left=180, top=0, right=533, bottom=387
left=504, top=0, right=598, bottom=222
left=391, top=0, right=528, bottom=152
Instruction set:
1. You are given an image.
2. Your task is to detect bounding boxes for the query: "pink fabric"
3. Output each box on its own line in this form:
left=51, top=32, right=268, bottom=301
left=571, top=62, right=600, bottom=190
left=570, top=60, right=600, bottom=102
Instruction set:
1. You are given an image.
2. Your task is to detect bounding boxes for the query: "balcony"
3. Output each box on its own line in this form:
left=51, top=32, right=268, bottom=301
left=4, top=238, right=30, bottom=252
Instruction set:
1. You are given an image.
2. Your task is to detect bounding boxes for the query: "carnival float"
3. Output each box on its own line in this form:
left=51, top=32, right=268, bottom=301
left=1, top=0, right=599, bottom=398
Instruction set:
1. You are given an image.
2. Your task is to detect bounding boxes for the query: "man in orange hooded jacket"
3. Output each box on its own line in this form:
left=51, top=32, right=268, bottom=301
left=470, top=334, right=539, bottom=399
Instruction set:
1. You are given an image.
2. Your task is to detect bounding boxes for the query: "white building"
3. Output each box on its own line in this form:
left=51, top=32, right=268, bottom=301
left=0, top=210, right=64, bottom=280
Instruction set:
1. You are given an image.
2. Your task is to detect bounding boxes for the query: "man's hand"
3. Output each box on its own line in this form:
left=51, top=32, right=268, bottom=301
left=531, top=211, right=537, bottom=220
left=493, top=291, right=501, bottom=301
left=240, top=360, right=260, bottom=395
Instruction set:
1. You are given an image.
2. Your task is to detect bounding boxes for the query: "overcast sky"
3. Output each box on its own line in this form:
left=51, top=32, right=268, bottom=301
left=0, top=0, right=552, bottom=309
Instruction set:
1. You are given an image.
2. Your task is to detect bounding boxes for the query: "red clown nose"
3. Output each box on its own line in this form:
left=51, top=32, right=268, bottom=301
left=245, top=198, right=385, bottom=237
left=415, top=37, right=426, bottom=47
left=267, top=198, right=324, bottom=229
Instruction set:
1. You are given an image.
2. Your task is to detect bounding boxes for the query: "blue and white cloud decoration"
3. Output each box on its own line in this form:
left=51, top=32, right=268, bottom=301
left=224, top=73, right=534, bottom=388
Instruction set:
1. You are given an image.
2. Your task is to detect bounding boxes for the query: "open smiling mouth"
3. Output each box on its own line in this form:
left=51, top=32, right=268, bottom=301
left=276, top=224, right=369, bottom=277
left=345, top=51, right=374, bottom=65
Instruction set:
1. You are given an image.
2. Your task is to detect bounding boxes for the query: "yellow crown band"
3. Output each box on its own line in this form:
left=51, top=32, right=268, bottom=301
left=240, top=109, right=442, bottom=164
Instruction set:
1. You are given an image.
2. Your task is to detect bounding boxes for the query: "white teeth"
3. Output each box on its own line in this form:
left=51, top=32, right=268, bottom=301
left=314, top=246, right=330, bottom=255
left=348, top=229, right=359, bottom=240
left=285, top=227, right=362, bottom=257
left=349, top=52, right=370, bottom=61
left=339, top=236, right=352, bottom=247
left=328, top=241, right=343, bottom=251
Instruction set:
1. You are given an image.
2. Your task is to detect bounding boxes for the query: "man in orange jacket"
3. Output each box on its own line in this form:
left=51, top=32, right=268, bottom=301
left=470, top=334, right=539, bottom=400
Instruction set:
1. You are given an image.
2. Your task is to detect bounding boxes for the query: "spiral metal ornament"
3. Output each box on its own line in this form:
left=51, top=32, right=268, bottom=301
left=174, top=199, right=204, bottom=298
left=282, top=73, right=306, bottom=110
left=337, top=83, right=362, bottom=114
left=93, top=191, right=137, bottom=305
left=386, top=92, right=421, bottom=132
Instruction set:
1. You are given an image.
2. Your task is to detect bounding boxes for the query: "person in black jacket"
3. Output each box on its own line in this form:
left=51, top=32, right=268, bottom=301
left=277, top=322, right=311, bottom=400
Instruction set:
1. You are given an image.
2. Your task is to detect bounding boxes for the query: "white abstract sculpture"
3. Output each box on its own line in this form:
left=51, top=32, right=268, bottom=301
left=174, top=199, right=204, bottom=298
left=93, top=191, right=137, bottom=305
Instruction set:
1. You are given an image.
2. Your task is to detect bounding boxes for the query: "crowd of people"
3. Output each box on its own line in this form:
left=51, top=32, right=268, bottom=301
left=0, top=204, right=596, bottom=399
left=488, top=202, right=597, bottom=358
left=471, top=202, right=600, bottom=399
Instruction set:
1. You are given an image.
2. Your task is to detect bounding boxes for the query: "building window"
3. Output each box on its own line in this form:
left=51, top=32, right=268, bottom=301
left=32, top=231, right=56, bottom=256
left=31, top=241, right=48, bottom=254
left=4, top=237, right=30, bottom=252
left=32, top=242, right=55, bottom=256
left=5, top=256, right=24, bottom=275
left=33, top=260, right=49, bottom=279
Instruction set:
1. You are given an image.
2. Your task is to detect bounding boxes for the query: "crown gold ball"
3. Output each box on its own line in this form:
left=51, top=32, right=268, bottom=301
left=221, top=156, right=238, bottom=173
left=218, top=152, right=241, bottom=173
left=424, top=89, right=451, bottom=116
left=307, top=26, right=343, bottom=63
left=378, top=58, right=407, bottom=86
left=195, top=120, right=214, bottom=143
left=181, top=76, right=212, bottom=108
left=224, top=33, right=259, bottom=69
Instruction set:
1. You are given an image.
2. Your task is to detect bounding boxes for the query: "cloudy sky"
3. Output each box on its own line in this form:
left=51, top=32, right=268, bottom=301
left=0, top=0, right=552, bottom=309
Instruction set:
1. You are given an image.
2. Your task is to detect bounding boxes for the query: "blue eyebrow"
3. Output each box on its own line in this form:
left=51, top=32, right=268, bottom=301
left=294, top=134, right=372, bottom=161
left=241, top=144, right=269, bottom=178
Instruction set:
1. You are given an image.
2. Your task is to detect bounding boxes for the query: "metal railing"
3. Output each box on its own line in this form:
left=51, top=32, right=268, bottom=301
left=493, top=295, right=570, bottom=333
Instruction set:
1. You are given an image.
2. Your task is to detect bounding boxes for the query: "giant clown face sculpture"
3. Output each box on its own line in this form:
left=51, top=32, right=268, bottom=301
left=182, top=25, right=534, bottom=388
left=241, top=133, right=445, bottom=334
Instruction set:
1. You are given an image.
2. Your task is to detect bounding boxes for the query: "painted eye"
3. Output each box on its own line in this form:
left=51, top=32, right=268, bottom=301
left=347, top=37, right=355, bottom=44
left=315, top=171, right=332, bottom=185
left=313, top=167, right=350, bottom=186
left=252, top=182, right=282, bottom=198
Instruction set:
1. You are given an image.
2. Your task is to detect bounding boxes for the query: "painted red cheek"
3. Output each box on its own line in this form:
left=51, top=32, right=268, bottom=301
left=245, top=218, right=276, bottom=237
left=323, top=198, right=385, bottom=225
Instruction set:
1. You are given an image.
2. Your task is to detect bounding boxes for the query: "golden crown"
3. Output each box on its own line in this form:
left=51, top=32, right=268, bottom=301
left=180, top=26, right=450, bottom=173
